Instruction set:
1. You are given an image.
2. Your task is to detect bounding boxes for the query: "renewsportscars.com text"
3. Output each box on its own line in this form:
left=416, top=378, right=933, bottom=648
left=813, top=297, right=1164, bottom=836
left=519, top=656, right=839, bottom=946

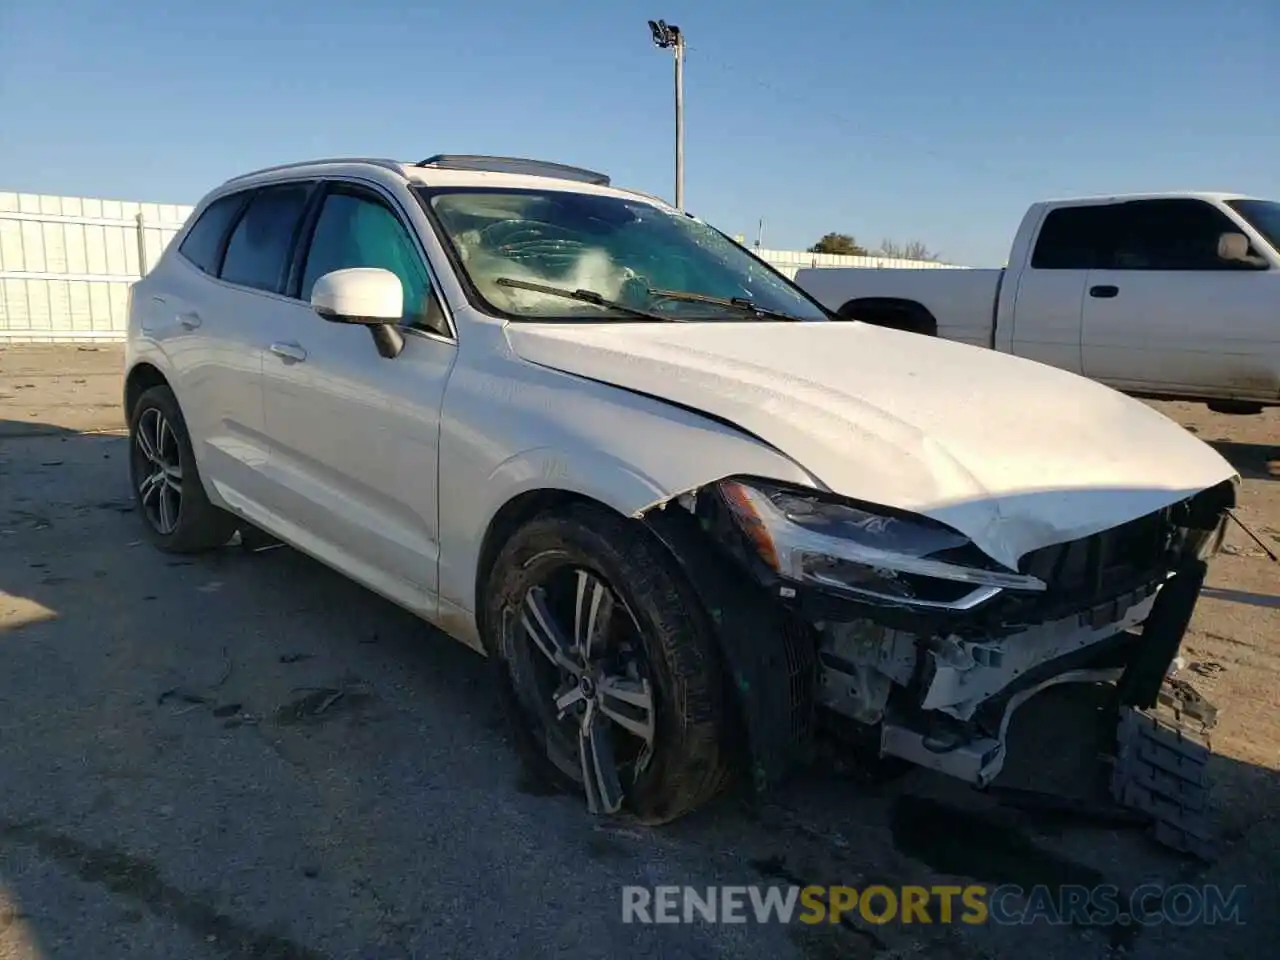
left=621, top=884, right=1247, bottom=927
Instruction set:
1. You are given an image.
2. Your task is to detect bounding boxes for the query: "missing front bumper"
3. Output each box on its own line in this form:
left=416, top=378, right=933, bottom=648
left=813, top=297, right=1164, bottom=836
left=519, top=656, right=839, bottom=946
left=880, top=667, right=1124, bottom=787
left=866, top=562, right=1208, bottom=788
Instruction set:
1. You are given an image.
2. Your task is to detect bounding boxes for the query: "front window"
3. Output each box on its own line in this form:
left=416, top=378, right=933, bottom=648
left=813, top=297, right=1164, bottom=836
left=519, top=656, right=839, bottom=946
left=1226, top=199, right=1280, bottom=254
left=418, top=187, right=829, bottom=322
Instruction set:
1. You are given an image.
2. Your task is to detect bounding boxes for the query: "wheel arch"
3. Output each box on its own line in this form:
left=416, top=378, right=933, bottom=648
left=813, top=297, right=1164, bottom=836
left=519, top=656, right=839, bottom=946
left=469, top=476, right=817, bottom=795
left=836, top=296, right=938, bottom=336
left=472, top=487, right=606, bottom=635
left=461, top=440, right=745, bottom=631
left=124, top=361, right=171, bottom=420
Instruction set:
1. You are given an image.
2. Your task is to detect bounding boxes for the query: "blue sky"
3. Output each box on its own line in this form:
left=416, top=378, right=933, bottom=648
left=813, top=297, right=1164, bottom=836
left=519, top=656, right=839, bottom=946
left=1, top=0, right=1275, bottom=265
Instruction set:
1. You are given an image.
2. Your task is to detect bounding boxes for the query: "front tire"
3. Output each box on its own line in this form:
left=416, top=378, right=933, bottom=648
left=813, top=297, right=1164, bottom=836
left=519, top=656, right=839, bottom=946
left=483, top=503, right=731, bottom=824
left=128, top=385, right=236, bottom=553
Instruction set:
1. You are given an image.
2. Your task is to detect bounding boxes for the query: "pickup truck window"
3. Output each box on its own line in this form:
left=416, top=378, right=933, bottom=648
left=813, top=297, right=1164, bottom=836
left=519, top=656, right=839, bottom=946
left=1035, top=199, right=1260, bottom=272
left=1030, top=206, right=1112, bottom=269
left=1226, top=199, right=1280, bottom=254
left=1107, top=199, right=1248, bottom=272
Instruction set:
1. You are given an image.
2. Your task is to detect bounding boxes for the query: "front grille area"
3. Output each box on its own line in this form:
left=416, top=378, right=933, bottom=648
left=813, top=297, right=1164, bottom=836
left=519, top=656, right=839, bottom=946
left=1020, top=480, right=1235, bottom=598
left=989, top=481, right=1235, bottom=631
left=1019, top=508, right=1170, bottom=607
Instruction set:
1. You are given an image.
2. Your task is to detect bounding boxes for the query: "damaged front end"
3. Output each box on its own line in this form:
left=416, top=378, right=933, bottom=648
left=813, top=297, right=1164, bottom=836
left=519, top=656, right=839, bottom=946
left=642, top=476, right=1236, bottom=794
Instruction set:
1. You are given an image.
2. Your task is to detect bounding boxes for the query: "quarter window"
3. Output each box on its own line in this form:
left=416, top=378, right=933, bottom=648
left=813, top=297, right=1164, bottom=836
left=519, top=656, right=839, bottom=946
left=219, top=184, right=311, bottom=293
left=300, top=190, right=434, bottom=327
left=177, top=193, right=245, bottom=275
left=1030, top=206, right=1113, bottom=269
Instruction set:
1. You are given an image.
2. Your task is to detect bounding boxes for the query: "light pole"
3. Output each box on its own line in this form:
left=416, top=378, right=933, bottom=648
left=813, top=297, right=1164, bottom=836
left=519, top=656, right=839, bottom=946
left=647, top=19, right=685, bottom=211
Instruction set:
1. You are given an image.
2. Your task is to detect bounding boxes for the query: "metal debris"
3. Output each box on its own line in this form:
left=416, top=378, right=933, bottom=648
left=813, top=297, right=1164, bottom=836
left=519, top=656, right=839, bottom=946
left=1189, top=660, right=1226, bottom=678
left=1226, top=509, right=1279, bottom=563
left=157, top=647, right=232, bottom=707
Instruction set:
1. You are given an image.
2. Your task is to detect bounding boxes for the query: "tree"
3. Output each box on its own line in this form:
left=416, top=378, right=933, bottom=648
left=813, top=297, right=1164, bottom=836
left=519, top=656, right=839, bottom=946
left=876, top=239, right=943, bottom=262
left=808, top=233, right=869, bottom=256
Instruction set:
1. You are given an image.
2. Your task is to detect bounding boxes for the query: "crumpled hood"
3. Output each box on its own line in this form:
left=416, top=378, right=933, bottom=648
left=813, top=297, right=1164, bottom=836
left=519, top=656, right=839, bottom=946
left=505, top=321, right=1238, bottom=568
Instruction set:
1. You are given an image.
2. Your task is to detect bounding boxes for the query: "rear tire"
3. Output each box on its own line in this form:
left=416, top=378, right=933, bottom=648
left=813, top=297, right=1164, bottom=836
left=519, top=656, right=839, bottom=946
left=482, top=503, right=731, bottom=824
left=128, top=385, right=236, bottom=554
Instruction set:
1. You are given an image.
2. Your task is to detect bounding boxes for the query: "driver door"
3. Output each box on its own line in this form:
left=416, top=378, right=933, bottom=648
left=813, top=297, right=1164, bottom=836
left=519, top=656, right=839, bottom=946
left=258, top=181, right=457, bottom=614
left=1081, top=199, right=1278, bottom=398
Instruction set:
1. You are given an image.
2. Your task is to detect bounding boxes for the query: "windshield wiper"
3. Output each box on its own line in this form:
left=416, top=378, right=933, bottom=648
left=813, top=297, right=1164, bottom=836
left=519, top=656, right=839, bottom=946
left=646, top=288, right=807, bottom=322
left=494, top=277, right=679, bottom=322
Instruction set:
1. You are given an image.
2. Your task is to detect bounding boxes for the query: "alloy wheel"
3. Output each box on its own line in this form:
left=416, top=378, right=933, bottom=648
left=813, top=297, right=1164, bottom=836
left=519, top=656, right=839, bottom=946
left=133, top=407, right=183, bottom=535
left=518, top=568, right=657, bottom=814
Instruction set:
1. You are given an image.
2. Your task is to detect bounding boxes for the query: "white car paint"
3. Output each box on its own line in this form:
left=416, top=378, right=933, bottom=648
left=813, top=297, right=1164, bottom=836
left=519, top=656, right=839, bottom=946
left=795, top=192, right=1280, bottom=406
left=127, top=161, right=1238, bottom=659
left=506, top=320, right=1236, bottom=571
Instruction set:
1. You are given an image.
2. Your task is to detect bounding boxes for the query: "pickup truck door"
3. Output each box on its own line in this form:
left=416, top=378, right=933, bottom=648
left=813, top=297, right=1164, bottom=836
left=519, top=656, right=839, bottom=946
left=1005, top=205, right=1104, bottom=375
left=1081, top=198, right=1280, bottom=401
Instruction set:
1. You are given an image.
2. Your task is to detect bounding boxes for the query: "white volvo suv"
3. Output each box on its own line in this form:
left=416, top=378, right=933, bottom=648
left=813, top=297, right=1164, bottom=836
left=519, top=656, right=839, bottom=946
left=125, top=155, right=1237, bottom=836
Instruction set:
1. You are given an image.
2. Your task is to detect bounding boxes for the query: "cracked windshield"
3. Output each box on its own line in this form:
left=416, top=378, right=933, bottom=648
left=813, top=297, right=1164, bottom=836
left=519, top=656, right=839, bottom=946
left=423, top=188, right=829, bottom=321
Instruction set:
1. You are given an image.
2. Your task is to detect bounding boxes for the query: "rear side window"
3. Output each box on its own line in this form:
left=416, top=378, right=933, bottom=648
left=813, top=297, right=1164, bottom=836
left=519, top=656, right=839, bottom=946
left=219, top=184, right=311, bottom=293
left=178, top=194, right=245, bottom=274
left=1030, top=206, right=1113, bottom=269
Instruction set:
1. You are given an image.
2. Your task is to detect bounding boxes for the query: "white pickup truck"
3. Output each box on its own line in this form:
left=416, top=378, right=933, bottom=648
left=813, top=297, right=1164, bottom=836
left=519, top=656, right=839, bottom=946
left=796, top=193, right=1280, bottom=413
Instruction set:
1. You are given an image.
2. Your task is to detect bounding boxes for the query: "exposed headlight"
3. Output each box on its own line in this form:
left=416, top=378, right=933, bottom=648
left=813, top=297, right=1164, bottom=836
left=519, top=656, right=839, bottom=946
left=718, top=479, right=1046, bottom=610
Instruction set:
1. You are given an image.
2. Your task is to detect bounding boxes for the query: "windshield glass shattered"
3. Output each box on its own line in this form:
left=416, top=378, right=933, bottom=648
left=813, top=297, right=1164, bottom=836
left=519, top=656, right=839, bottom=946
left=418, top=187, right=829, bottom=322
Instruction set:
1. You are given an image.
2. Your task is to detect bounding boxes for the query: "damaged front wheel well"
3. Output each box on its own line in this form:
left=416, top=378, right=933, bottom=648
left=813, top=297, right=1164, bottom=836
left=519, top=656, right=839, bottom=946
left=642, top=503, right=820, bottom=790
left=474, top=489, right=602, bottom=637
left=476, top=488, right=818, bottom=792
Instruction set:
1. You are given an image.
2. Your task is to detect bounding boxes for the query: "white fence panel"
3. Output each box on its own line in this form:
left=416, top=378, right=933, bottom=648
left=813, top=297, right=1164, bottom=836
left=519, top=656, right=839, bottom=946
left=1, top=190, right=966, bottom=339
left=753, top=247, right=965, bottom=280
left=0, top=192, right=192, bottom=342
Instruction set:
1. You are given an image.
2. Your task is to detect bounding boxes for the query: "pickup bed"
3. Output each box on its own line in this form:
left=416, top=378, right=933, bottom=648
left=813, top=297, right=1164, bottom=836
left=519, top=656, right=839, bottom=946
left=796, top=192, right=1280, bottom=412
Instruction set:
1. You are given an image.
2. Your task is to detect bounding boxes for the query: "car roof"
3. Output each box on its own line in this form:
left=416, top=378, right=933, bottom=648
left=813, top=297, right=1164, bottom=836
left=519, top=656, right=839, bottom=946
left=1037, top=190, right=1259, bottom=206
left=214, top=155, right=677, bottom=211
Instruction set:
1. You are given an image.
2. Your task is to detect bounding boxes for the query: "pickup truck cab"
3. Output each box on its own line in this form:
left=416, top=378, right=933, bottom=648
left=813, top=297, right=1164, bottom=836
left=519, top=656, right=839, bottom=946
left=796, top=193, right=1280, bottom=413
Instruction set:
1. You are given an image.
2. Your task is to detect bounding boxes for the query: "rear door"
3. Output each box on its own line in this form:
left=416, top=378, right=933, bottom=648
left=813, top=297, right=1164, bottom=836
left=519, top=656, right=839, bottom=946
left=257, top=180, right=457, bottom=614
left=1081, top=199, right=1279, bottom=399
left=188, top=181, right=316, bottom=518
left=145, top=185, right=315, bottom=517
left=1006, top=205, right=1108, bottom=375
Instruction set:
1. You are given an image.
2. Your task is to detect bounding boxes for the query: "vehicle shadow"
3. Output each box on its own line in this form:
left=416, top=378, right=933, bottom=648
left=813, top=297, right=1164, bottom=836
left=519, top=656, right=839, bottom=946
left=1200, top=586, right=1280, bottom=610
left=1, top=423, right=1274, bottom=958
left=1207, top=440, right=1280, bottom=482
left=674, top=680, right=1276, bottom=957
left=3, top=423, right=797, bottom=958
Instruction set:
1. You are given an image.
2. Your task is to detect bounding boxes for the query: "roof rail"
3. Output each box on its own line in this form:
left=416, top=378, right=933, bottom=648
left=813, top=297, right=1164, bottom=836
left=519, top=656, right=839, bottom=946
left=415, top=154, right=610, bottom=186
left=222, top=157, right=405, bottom=184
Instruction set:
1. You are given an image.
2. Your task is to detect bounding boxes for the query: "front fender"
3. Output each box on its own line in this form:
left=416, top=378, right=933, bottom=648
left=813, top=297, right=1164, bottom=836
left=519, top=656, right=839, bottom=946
left=480, top=445, right=672, bottom=520
left=434, top=353, right=820, bottom=636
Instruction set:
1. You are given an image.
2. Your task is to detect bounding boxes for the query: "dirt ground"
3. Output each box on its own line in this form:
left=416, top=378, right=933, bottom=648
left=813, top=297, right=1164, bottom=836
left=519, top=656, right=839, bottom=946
left=2, top=343, right=1277, bottom=960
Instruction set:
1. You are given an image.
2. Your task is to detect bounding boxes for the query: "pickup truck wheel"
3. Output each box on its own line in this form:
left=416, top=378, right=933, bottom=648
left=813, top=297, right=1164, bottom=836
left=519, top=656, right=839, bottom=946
left=128, top=385, right=236, bottom=553
left=483, top=504, right=730, bottom=824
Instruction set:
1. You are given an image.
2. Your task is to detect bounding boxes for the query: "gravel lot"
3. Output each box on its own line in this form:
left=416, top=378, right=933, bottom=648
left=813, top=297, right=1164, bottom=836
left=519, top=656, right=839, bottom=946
left=2, top=343, right=1277, bottom=960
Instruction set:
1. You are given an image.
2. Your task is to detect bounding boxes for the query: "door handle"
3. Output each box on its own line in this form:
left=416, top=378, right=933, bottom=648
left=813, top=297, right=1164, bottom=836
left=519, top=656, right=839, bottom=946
left=269, top=341, right=308, bottom=364
left=1089, top=285, right=1119, bottom=299
left=177, top=311, right=202, bottom=330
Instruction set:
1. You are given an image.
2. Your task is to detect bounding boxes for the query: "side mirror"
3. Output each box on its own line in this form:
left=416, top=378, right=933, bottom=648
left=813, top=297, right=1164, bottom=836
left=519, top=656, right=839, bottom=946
left=310, top=267, right=405, bottom=359
left=1217, top=232, right=1267, bottom=269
